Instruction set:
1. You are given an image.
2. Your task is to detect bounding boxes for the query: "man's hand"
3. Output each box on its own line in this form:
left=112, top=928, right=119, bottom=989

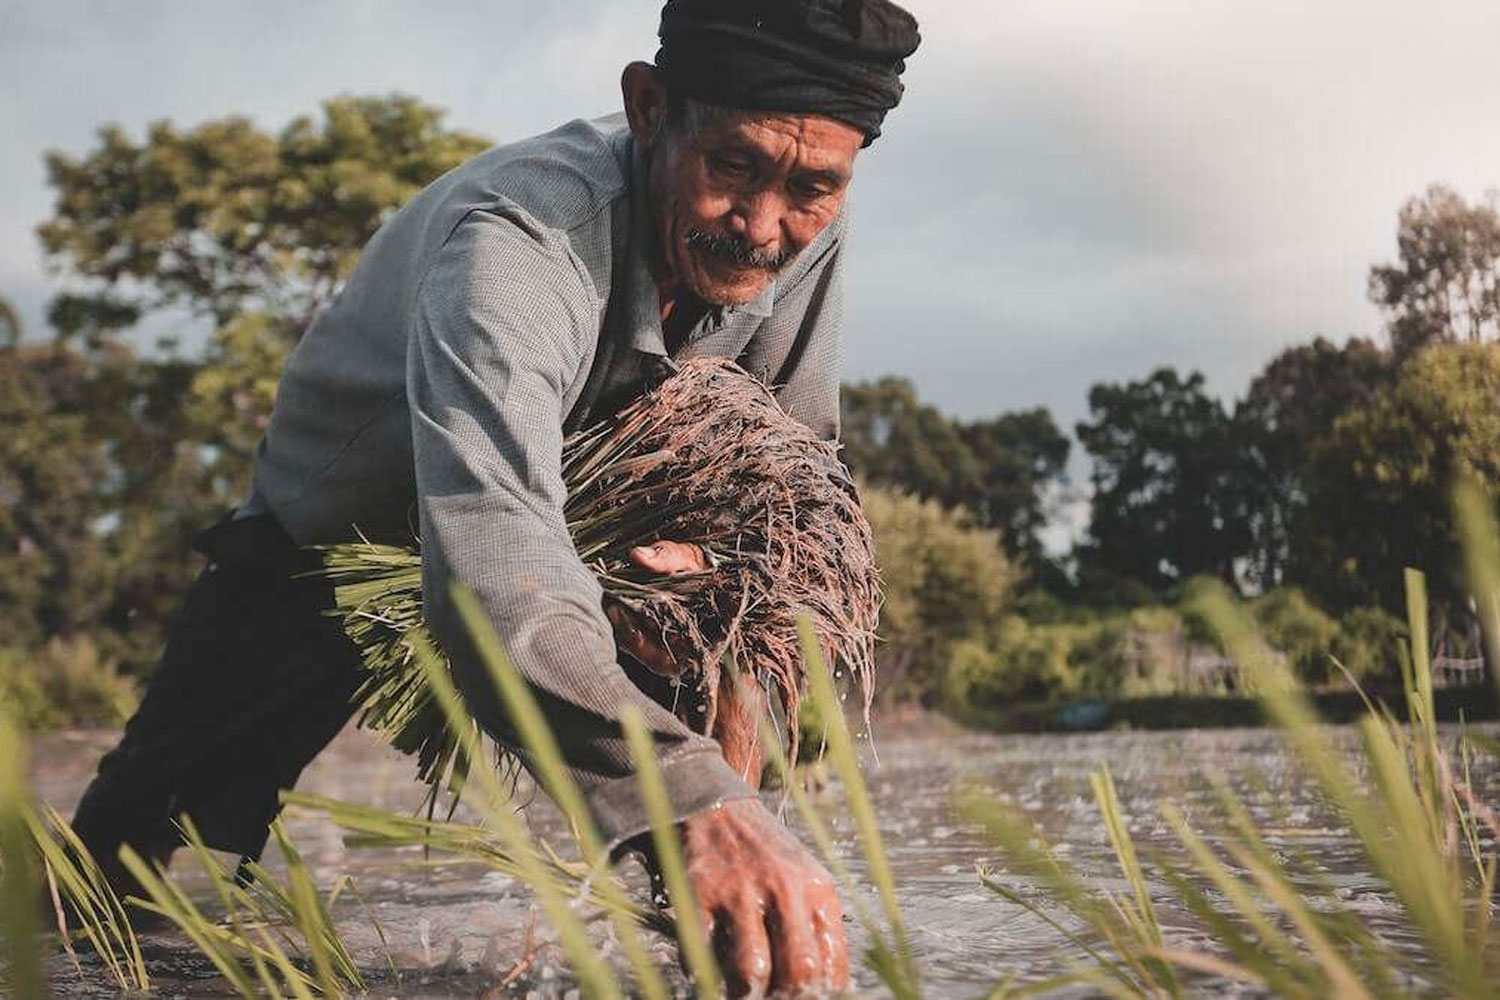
left=681, top=798, right=850, bottom=998
left=604, top=540, right=765, bottom=781
left=604, top=540, right=707, bottom=676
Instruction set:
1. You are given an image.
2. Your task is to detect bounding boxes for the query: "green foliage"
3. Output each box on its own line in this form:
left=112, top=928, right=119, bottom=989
left=1075, top=367, right=1247, bottom=598
left=1234, top=336, right=1393, bottom=590
left=941, top=619, right=1076, bottom=708
left=1331, top=606, right=1407, bottom=682
left=1250, top=587, right=1340, bottom=683
left=0, top=637, right=137, bottom=730
left=1306, top=342, right=1500, bottom=615
left=186, top=311, right=298, bottom=467
left=38, top=95, right=488, bottom=335
left=1370, top=184, right=1500, bottom=359
left=942, top=585, right=1413, bottom=709
left=860, top=485, right=1016, bottom=702
left=841, top=376, right=1069, bottom=568
left=0, top=341, right=214, bottom=677
left=2, top=96, right=492, bottom=726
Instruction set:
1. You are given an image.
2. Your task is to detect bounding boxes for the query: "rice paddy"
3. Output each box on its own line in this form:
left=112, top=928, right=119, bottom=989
left=6, top=559, right=1500, bottom=997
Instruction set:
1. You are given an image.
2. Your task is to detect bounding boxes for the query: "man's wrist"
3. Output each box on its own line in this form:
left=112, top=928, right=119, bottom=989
left=588, top=744, right=757, bottom=852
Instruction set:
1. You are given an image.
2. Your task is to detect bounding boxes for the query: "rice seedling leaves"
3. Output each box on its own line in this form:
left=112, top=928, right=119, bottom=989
left=0, top=718, right=45, bottom=1000
left=621, top=706, right=721, bottom=999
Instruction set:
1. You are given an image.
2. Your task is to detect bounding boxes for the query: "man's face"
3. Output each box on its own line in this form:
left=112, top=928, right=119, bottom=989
left=644, top=101, right=863, bottom=307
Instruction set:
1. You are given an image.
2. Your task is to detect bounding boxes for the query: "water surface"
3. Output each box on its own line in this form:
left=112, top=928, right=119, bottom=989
left=29, top=717, right=1500, bottom=998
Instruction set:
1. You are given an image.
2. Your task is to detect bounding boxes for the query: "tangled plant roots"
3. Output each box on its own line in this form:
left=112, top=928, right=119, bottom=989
left=320, top=358, right=881, bottom=793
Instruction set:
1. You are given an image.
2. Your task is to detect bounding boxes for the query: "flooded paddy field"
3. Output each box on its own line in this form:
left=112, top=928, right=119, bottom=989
left=27, top=717, right=1500, bottom=998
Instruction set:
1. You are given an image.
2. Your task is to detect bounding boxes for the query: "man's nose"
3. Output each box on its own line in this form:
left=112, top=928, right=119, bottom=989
left=727, top=190, right=786, bottom=251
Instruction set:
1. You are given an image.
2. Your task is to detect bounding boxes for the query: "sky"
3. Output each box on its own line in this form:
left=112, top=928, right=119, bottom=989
left=4, top=0, right=1500, bottom=446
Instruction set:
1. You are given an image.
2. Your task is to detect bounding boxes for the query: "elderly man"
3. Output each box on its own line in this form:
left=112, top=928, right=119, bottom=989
left=71, top=0, right=919, bottom=994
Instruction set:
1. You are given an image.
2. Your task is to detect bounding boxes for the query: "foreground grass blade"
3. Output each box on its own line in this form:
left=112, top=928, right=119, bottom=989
left=742, top=667, right=920, bottom=1000
left=1193, top=576, right=1498, bottom=999
left=118, top=843, right=277, bottom=997
left=408, top=627, right=626, bottom=1000
left=450, top=586, right=671, bottom=1000
left=621, top=706, right=721, bottom=998
left=1454, top=478, right=1500, bottom=697
left=1090, top=765, right=1179, bottom=996
left=0, top=718, right=44, bottom=1000
left=796, top=617, right=918, bottom=992
left=28, top=805, right=149, bottom=990
left=265, top=821, right=365, bottom=994
left=962, top=787, right=1163, bottom=997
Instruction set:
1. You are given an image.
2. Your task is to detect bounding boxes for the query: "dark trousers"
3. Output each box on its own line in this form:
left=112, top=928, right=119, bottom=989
left=70, top=514, right=364, bottom=892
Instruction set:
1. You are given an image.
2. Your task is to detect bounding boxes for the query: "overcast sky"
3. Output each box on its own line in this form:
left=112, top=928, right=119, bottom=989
left=4, top=0, right=1500, bottom=442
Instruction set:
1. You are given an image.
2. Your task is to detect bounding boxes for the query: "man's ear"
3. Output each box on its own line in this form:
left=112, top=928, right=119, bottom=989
left=621, top=61, right=670, bottom=147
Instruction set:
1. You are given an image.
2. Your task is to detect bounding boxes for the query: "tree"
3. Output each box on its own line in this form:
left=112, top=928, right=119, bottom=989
left=955, top=409, right=1071, bottom=568
left=860, top=485, right=1016, bottom=704
left=840, top=376, right=1069, bottom=568
left=1370, top=185, right=1500, bottom=359
left=1304, top=343, right=1500, bottom=616
left=0, top=339, right=215, bottom=673
left=39, top=94, right=489, bottom=485
left=1234, top=336, right=1393, bottom=589
left=841, top=376, right=979, bottom=507
left=12, top=96, right=492, bottom=684
left=39, top=95, right=489, bottom=339
left=1075, top=367, right=1246, bottom=598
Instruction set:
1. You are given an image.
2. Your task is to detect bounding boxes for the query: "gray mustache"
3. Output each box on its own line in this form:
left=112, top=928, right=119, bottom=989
left=686, top=228, right=795, bottom=272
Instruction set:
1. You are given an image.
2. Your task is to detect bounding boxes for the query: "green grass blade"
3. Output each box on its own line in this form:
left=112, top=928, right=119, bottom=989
left=796, top=617, right=914, bottom=985
left=448, top=586, right=669, bottom=1000
left=25, top=805, right=148, bottom=990
left=1454, top=478, right=1500, bottom=696
left=0, top=718, right=45, bottom=1000
left=620, top=706, right=721, bottom=998
left=408, top=629, right=625, bottom=1000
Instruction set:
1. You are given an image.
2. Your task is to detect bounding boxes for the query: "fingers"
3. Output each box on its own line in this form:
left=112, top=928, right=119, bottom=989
left=679, top=801, right=851, bottom=998
left=812, top=894, right=851, bottom=991
left=603, top=598, right=680, bottom=675
left=717, top=902, right=772, bottom=999
left=767, top=892, right=821, bottom=994
left=629, top=539, right=707, bottom=575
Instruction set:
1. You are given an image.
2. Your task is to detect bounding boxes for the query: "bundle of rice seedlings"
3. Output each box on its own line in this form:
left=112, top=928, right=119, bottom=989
left=319, top=357, right=881, bottom=802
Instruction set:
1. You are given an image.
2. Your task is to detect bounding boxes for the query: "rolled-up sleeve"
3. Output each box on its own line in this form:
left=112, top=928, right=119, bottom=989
left=407, top=210, right=754, bottom=845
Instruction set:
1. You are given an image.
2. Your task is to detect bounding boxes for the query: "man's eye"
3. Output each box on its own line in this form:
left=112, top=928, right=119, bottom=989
left=709, top=154, right=752, bottom=178
left=791, top=179, right=835, bottom=201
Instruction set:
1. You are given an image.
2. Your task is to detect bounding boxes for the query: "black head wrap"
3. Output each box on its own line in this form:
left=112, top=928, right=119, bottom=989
left=654, top=0, right=920, bottom=145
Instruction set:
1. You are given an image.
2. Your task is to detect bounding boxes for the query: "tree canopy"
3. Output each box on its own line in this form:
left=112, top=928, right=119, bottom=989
left=1370, top=184, right=1500, bottom=359
left=4, top=95, right=490, bottom=682
left=840, top=376, right=1069, bottom=569
left=1074, top=367, right=1246, bottom=599
left=1305, top=343, right=1500, bottom=615
left=39, top=95, right=490, bottom=340
left=1233, top=336, right=1393, bottom=590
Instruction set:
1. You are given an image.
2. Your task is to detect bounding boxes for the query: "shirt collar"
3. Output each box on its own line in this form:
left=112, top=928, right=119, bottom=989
left=621, top=139, right=775, bottom=357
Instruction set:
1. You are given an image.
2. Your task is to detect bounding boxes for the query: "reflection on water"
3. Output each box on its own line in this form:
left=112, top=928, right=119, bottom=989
left=29, top=717, right=1500, bottom=998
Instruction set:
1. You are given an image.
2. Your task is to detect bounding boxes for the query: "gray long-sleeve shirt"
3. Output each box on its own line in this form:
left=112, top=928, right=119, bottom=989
left=241, top=113, right=846, bottom=844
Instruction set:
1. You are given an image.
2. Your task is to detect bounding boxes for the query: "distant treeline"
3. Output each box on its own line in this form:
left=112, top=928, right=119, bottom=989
left=845, top=184, right=1500, bottom=709
left=2, top=95, right=1498, bottom=727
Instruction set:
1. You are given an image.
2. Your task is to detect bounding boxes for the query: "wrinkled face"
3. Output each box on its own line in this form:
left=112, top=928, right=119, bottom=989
left=644, top=100, right=863, bottom=307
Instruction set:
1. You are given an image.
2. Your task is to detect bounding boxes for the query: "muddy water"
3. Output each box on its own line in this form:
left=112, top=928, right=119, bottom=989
left=28, top=717, right=1500, bottom=998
